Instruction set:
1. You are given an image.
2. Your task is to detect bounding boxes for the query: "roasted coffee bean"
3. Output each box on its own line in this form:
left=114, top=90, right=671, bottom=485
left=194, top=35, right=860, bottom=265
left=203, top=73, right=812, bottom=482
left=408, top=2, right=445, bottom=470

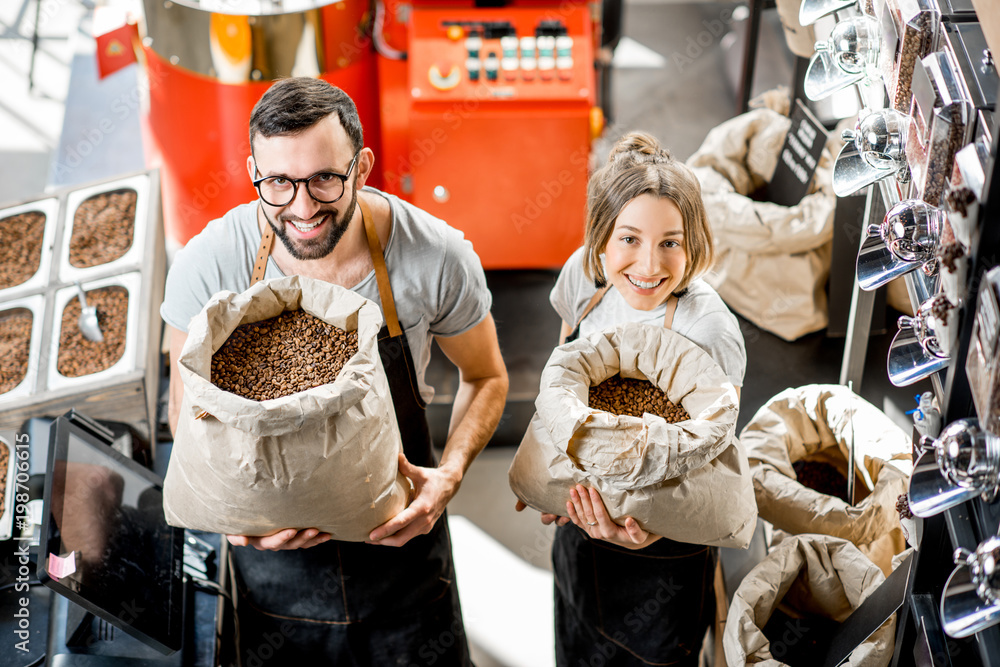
left=793, top=459, right=850, bottom=504
left=0, top=309, right=32, bottom=393
left=928, top=295, right=953, bottom=327
left=589, top=374, right=690, bottom=423
left=945, top=185, right=975, bottom=218
left=937, top=241, right=966, bottom=273
left=0, top=441, right=7, bottom=516
left=893, top=19, right=933, bottom=112
left=922, top=121, right=964, bottom=208
left=69, top=189, right=137, bottom=268
left=0, top=211, right=46, bottom=289
left=57, top=286, right=129, bottom=377
left=896, top=493, right=913, bottom=520
left=211, top=309, right=359, bottom=401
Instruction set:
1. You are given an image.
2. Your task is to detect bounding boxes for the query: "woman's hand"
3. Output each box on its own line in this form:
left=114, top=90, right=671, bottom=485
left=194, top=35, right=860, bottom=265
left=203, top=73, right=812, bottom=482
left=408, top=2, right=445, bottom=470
left=566, top=485, right=659, bottom=550
left=514, top=499, right=570, bottom=526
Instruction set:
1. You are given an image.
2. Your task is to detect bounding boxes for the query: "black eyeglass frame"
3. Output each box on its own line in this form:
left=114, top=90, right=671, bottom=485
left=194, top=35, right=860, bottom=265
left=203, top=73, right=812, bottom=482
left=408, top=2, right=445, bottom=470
left=252, top=151, right=360, bottom=207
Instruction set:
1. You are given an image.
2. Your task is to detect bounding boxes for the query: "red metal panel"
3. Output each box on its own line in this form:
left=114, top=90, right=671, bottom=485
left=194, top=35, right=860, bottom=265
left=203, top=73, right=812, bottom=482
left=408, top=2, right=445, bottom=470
left=391, top=4, right=595, bottom=268
left=409, top=108, right=589, bottom=269
left=141, top=5, right=383, bottom=247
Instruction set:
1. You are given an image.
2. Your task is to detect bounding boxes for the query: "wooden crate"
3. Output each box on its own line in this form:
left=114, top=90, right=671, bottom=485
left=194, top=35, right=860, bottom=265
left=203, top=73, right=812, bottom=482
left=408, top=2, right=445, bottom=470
left=0, top=170, right=166, bottom=451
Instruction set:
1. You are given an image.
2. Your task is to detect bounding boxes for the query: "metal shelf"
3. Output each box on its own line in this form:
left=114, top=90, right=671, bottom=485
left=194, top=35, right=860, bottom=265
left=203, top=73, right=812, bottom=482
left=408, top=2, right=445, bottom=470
left=831, top=4, right=1000, bottom=662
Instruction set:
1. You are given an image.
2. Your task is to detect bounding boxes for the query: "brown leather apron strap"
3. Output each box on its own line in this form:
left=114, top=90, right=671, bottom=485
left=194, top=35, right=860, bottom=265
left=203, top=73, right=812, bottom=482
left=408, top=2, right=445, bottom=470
left=360, top=198, right=402, bottom=338
left=577, top=286, right=677, bottom=331
left=251, top=217, right=274, bottom=286
left=574, top=286, right=611, bottom=331
left=663, top=294, right=678, bottom=330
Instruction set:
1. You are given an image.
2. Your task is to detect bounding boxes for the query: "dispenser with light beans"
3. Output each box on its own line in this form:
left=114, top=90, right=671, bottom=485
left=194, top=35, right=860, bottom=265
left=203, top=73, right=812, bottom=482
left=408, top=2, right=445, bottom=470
left=919, top=418, right=1000, bottom=503
left=942, top=535, right=1000, bottom=639
left=867, top=198, right=944, bottom=274
left=816, top=15, right=881, bottom=77
left=834, top=109, right=911, bottom=196
left=953, top=537, right=1000, bottom=607
left=897, top=293, right=959, bottom=359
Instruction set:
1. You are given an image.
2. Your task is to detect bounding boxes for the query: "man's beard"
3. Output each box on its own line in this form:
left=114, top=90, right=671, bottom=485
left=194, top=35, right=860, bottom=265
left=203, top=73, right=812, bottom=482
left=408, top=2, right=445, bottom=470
left=265, top=185, right=358, bottom=261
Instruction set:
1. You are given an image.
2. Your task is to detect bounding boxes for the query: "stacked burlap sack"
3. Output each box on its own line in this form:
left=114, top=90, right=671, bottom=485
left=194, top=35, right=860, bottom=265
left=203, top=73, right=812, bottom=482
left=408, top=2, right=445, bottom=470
left=741, top=384, right=914, bottom=576
left=724, top=534, right=895, bottom=667
left=686, top=102, right=838, bottom=341
left=508, top=322, right=757, bottom=548
left=163, top=276, right=410, bottom=541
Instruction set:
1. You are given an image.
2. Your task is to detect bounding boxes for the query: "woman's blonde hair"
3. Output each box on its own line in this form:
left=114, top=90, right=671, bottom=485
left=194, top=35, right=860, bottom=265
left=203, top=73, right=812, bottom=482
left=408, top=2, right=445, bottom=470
left=583, top=131, right=714, bottom=292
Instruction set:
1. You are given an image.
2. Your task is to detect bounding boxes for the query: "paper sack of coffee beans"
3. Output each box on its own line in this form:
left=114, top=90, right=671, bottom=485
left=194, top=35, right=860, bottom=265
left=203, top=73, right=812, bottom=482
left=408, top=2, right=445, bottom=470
left=508, top=322, right=757, bottom=548
left=741, top=384, right=913, bottom=576
left=163, top=276, right=410, bottom=541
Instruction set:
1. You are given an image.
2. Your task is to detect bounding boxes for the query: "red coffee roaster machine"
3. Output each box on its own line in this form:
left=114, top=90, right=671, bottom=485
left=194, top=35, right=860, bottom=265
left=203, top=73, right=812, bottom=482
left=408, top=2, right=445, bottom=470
left=136, top=0, right=617, bottom=268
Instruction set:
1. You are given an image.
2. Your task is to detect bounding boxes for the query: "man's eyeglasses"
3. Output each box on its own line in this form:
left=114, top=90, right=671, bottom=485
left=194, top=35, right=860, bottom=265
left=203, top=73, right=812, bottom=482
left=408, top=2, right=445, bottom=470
left=252, top=151, right=359, bottom=207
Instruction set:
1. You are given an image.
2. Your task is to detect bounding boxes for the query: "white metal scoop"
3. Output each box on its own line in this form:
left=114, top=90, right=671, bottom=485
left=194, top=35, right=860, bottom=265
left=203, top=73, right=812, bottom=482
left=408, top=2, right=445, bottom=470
left=75, top=281, right=104, bottom=343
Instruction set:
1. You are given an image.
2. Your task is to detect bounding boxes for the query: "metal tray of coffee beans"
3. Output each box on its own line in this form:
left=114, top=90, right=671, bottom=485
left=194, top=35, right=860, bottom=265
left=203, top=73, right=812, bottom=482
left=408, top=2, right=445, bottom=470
left=46, top=271, right=141, bottom=391
left=0, top=197, right=60, bottom=302
left=0, top=294, right=46, bottom=404
left=57, top=173, right=151, bottom=285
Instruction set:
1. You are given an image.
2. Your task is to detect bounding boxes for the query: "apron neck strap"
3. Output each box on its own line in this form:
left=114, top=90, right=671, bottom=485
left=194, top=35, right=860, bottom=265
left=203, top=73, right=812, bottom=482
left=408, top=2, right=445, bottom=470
left=251, top=215, right=274, bottom=286
left=360, top=197, right=402, bottom=337
left=575, top=285, right=611, bottom=331
left=576, top=285, right=677, bottom=331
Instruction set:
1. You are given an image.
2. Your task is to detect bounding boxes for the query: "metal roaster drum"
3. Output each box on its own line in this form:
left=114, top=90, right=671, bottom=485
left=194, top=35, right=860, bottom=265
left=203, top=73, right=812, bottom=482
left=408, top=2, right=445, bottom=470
left=138, top=0, right=382, bottom=247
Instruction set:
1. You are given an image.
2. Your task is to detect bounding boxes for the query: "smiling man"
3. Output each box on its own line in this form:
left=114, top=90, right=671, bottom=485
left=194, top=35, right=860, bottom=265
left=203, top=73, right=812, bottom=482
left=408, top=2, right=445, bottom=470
left=160, top=77, right=508, bottom=665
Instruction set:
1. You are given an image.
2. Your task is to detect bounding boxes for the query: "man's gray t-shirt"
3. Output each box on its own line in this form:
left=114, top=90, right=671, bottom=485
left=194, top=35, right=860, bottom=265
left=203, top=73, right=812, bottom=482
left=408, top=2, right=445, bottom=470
left=550, top=247, right=747, bottom=386
left=161, top=187, right=492, bottom=402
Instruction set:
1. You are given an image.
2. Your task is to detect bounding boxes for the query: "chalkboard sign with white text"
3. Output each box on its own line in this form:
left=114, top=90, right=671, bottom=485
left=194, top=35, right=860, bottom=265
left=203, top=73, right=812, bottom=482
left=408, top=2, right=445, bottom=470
left=766, top=99, right=828, bottom=207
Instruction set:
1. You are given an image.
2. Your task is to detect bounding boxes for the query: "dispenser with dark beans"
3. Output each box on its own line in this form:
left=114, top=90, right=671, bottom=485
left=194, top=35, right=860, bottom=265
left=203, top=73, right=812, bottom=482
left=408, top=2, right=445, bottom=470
left=906, top=52, right=973, bottom=207
left=880, top=0, right=940, bottom=113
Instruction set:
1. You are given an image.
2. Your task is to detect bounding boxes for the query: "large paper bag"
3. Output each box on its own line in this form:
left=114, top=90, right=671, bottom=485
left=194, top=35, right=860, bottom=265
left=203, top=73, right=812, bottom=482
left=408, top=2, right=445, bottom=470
left=508, top=322, right=757, bottom=548
left=724, top=534, right=895, bottom=667
left=163, top=276, right=410, bottom=541
left=741, top=385, right=912, bottom=575
left=687, top=107, right=837, bottom=341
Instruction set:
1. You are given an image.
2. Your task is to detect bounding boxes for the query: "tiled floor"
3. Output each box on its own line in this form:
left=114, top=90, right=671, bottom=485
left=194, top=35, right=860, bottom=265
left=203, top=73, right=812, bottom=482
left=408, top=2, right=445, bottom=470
left=0, top=2, right=926, bottom=666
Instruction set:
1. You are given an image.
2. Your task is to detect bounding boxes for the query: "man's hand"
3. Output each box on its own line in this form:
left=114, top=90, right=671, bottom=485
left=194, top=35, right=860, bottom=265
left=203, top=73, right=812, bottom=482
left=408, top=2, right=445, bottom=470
left=368, top=452, right=462, bottom=547
left=565, top=485, right=660, bottom=550
left=227, top=528, right=331, bottom=551
left=514, top=499, right=570, bottom=526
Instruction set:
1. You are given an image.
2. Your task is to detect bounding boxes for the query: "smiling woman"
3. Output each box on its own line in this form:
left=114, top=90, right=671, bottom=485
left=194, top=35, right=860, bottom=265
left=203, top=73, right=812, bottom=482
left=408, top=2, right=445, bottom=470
left=602, top=194, right=687, bottom=311
left=531, top=130, right=748, bottom=666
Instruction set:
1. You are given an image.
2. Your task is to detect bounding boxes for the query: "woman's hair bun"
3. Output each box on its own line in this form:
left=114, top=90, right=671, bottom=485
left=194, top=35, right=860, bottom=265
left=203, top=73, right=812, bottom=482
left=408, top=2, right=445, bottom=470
left=607, top=131, right=672, bottom=165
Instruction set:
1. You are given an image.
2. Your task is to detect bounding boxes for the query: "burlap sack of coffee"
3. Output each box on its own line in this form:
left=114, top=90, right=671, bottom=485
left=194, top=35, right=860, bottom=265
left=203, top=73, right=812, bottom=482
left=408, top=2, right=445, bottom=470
left=724, top=534, right=894, bottom=667
left=687, top=106, right=836, bottom=341
left=508, top=322, right=757, bottom=548
left=164, top=276, right=410, bottom=541
left=741, top=384, right=913, bottom=576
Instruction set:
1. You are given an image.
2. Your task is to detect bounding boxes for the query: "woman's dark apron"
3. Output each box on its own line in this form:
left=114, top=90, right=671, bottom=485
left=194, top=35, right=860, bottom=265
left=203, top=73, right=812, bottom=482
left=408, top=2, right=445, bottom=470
left=231, top=199, right=470, bottom=666
left=553, top=287, right=716, bottom=666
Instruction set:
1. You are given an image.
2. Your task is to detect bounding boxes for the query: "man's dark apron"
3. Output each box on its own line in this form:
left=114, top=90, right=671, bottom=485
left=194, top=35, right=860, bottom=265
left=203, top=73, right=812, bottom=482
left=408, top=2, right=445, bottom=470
left=231, top=199, right=470, bottom=666
left=553, top=287, right=716, bottom=666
